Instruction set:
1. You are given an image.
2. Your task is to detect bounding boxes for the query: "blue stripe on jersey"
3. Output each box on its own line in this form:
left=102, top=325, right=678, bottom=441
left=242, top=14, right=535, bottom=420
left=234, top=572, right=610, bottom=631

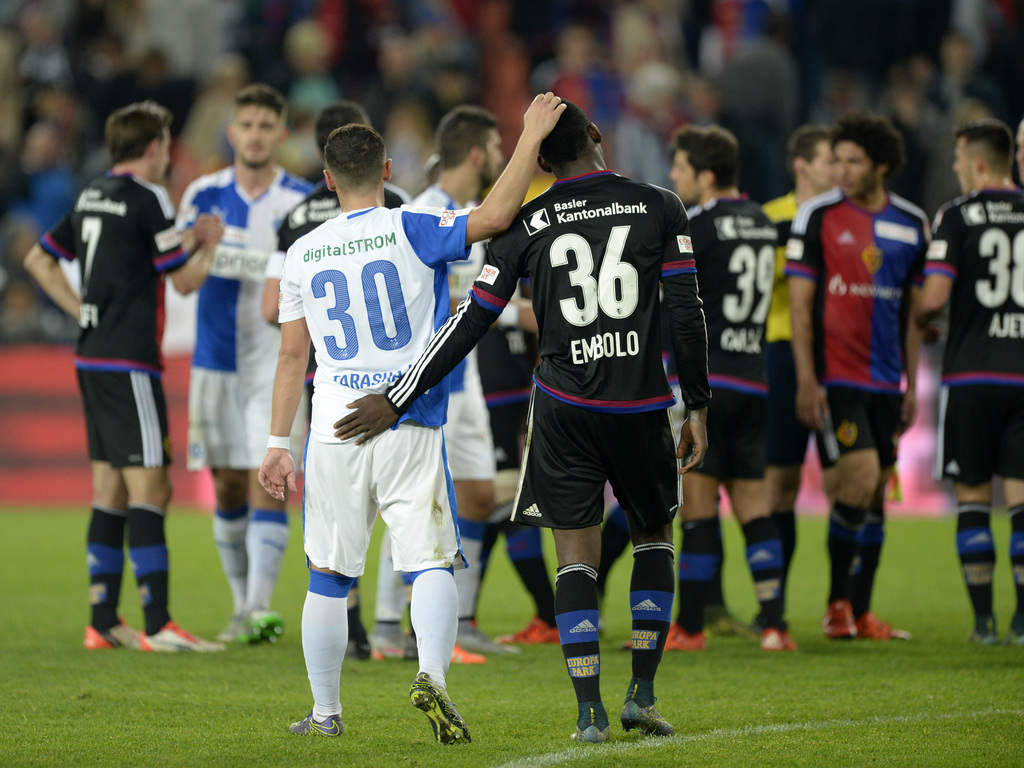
left=785, top=261, right=817, bottom=280
left=154, top=247, right=188, bottom=272
left=820, top=377, right=902, bottom=393
left=41, top=232, right=74, bottom=261
left=400, top=209, right=471, bottom=269
left=470, top=286, right=509, bottom=313
left=74, top=357, right=161, bottom=377
left=942, top=372, right=1024, bottom=387
left=923, top=263, right=957, bottom=279
left=707, top=374, right=768, bottom=396
left=194, top=275, right=241, bottom=371
left=534, top=376, right=675, bottom=413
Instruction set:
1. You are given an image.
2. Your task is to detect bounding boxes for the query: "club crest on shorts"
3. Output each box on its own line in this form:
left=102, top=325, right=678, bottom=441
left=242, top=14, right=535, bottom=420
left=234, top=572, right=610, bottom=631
left=836, top=420, right=858, bottom=447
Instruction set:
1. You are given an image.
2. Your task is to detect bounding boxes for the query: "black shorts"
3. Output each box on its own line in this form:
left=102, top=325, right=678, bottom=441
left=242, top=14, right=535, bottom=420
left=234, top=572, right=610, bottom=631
left=77, top=369, right=170, bottom=468
left=937, top=384, right=1024, bottom=485
left=513, top=388, right=679, bottom=532
left=765, top=341, right=810, bottom=466
left=487, top=401, right=527, bottom=472
left=817, top=385, right=900, bottom=470
left=698, top=388, right=766, bottom=480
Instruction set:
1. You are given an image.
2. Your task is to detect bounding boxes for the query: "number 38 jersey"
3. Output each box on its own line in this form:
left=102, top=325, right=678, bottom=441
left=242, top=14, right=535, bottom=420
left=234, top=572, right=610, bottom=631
left=928, top=188, right=1024, bottom=383
left=687, top=197, right=777, bottom=393
left=279, top=205, right=470, bottom=441
left=41, top=173, right=188, bottom=374
left=389, top=170, right=710, bottom=414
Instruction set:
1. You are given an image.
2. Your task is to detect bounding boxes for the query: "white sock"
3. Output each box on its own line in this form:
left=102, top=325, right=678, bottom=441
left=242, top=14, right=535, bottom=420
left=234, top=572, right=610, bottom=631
left=302, top=590, right=346, bottom=718
left=213, top=509, right=249, bottom=616
left=410, top=569, right=457, bottom=687
left=246, top=510, right=290, bottom=613
left=375, top=530, right=407, bottom=623
left=454, top=519, right=484, bottom=620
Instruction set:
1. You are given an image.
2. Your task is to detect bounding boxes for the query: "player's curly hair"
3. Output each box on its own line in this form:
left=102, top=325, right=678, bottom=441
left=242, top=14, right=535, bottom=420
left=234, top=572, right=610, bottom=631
left=539, top=99, right=591, bottom=167
left=831, top=111, right=906, bottom=178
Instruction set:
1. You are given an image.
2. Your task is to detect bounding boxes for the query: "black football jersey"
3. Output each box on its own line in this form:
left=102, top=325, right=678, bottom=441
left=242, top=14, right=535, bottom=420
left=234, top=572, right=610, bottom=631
left=41, top=173, right=188, bottom=372
left=928, top=188, right=1024, bottom=382
left=389, top=170, right=710, bottom=414
left=275, top=183, right=408, bottom=254
left=687, top=197, right=777, bottom=390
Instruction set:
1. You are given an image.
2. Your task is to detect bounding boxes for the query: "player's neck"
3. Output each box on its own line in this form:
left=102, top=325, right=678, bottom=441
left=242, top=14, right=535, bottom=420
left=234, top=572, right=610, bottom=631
left=110, top=159, right=156, bottom=183
left=848, top=186, right=887, bottom=212
left=794, top=180, right=824, bottom=206
left=338, top=184, right=384, bottom=213
left=436, top=167, right=479, bottom=208
left=234, top=161, right=278, bottom=198
left=973, top=173, right=1016, bottom=191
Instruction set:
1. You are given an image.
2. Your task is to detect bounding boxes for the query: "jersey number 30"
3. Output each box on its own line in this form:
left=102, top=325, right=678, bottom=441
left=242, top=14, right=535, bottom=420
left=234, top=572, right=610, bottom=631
left=312, top=261, right=412, bottom=360
left=549, top=225, right=638, bottom=326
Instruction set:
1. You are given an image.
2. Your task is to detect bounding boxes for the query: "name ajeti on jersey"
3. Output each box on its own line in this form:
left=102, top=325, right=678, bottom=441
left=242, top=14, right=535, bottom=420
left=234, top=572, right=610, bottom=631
left=485, top=170, right=690, bottom=406
left=928, top=189, right=1024, bottom=380
left=688, top=197, right=777, bottom=387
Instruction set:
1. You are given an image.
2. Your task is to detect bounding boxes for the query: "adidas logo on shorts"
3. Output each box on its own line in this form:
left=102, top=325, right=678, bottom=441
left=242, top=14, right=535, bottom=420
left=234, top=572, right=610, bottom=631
left=631, top=599, right=660, bottom=612
left=570, top=619, right=597, bottom=634
left=521, top=504, right=541, bottom=518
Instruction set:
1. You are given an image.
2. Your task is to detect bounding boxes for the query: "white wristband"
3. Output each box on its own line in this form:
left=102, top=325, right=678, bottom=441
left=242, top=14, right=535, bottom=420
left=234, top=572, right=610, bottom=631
left=267, top=435, right=291, bottom=451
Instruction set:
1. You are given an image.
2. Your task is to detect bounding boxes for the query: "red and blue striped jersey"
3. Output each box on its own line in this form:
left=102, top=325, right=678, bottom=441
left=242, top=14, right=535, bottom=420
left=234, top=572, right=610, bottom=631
left=786, top=189, right=928, bottom=391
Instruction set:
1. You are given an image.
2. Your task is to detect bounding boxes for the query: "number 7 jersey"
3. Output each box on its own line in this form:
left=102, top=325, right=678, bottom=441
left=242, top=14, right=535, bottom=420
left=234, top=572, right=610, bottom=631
left=278, top=204, right=471, bottom=441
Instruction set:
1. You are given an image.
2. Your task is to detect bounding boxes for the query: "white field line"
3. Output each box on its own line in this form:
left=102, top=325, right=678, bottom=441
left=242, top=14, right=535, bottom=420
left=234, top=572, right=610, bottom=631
left=494, top=707, right=1024, bottom=768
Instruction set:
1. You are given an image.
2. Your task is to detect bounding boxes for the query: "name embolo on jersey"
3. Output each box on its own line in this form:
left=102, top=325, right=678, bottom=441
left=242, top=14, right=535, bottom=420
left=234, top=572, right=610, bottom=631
left=786, top=189, right=928, bottom=391
left=928, top=188, right=1024, bottom=385
left=41, top=173, right=188, bottom=374
left=688, top=197, right=777, bottom=393
left=279, top=204, right=471, bottom=441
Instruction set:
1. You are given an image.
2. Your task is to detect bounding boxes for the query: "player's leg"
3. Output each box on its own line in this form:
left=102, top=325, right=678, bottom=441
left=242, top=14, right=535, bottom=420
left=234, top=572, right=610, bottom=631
left=677, top=472, right=722, bottom=649
left=596, top=501, right=631, bottom=599
left=953, top=481, right=997, bottom=643
left=1004, top=479, right=1024, bottom=644
left=84, top=461, right=133, bottom=649
left=210, top=466, right=250, bottom=639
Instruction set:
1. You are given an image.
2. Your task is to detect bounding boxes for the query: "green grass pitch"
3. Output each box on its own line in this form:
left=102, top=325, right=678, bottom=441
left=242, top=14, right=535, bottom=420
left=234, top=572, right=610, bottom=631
left=0, top=508, right=1021, bottom=767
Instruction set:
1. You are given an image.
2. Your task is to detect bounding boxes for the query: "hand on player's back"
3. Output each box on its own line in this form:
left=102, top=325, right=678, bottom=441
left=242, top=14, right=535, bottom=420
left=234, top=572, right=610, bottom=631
left=334, top=394, right=399, bottom=445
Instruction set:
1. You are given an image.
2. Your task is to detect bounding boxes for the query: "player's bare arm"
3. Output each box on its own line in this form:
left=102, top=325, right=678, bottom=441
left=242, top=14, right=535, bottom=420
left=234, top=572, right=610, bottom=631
left=788, top=274, right=827, bottom=431
left=899, top=284, right=924, bottom=433
left=258, top=318, right=311, bottom=500
left=915, top=274, right=953, bottom=328
left=678, top=406, right=708, bottom=473
left=23, top=244, right=80, bottom=318
left=170, top=213, right=224, bottom=295
left=464, top=93, right=565, bottom=244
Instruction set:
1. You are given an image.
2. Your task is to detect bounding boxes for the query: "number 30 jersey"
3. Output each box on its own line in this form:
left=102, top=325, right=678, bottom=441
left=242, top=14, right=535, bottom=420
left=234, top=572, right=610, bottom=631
left=686, top=197, right=777, bottom=393
left=278, top=205, right=470, bottom=441
left=928, top=188, right=1024, bottom=384
left=389, top=170, right=711, bottom=415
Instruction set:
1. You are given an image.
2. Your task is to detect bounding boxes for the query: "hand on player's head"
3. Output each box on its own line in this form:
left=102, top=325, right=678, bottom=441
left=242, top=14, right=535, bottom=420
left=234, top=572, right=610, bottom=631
left=523, top=93, right=566, bottom=142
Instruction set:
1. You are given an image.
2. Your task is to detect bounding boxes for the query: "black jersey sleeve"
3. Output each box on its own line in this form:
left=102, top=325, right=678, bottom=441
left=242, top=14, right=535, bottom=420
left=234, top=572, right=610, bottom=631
left=926, top=202, right=964, bottom=280
left=41, top=209, right=77, bottom=262
left=142, top=190, right=188, bottom=273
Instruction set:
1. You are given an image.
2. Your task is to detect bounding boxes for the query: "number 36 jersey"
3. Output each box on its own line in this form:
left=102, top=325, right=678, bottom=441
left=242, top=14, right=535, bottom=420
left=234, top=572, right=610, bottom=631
left=279, top=205, right=470, bottom=441
left=928, top=188, right=1024, bottom=383
left=459, top=170, right=709, bottom=412
left=686, top=197, right=777, bottom=393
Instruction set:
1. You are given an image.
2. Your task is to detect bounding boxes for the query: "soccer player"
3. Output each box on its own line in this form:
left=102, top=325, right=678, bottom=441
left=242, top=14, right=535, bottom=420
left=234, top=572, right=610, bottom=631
left=760, top=125, right=838, bottom=625
left=177, top=84, right=314, bottom=645
left=258, top=94, right=565, bottom=742
left=23, top=101, right=225, bottom=652
left=262, top=99, right=411, bottom=660
left=787, top=111, right=927, bottom=641
left=917, top=119, right=1024, bottom=645
left=336, top=100, right=710, bottom=744
left=668, top=125, right=796, bottom=652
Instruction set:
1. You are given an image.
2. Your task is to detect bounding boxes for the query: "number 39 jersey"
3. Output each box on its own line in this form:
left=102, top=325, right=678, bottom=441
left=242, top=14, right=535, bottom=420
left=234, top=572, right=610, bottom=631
left=41, top=173, right=188, bottom=374
left=927, top=188, right=1024, bottom=383
left=687, top=197, right=777, bottom=393
left=469, top=170, right=708, bottom=411
left=278, top=205, right=470, bottom=441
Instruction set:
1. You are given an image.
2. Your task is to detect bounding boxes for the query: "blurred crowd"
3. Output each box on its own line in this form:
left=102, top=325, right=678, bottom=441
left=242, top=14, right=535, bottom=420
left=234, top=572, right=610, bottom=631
left=2, top=0, right=1023, bottom=345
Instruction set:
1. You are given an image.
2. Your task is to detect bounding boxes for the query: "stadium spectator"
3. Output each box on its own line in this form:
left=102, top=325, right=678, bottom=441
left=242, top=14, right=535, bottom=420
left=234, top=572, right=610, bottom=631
left=917, top=119, right=1024, bottom=645
left=761, top=125, right=838, bottom=628
left=336, top=99, right=709, bottom=744
left=668, top=124, right=795, bottom=652
left=176, top=84, right=314, bottom=646
left=22, top=100, right=224, bottom=652
left=787, top=111, right=926, bottom=641
left=258, top=94, right=565, bottom=742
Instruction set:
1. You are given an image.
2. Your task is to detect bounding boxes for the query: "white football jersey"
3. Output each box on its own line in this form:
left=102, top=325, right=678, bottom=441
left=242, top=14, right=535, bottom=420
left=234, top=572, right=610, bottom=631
left=279, top=204, right=471, bottom=442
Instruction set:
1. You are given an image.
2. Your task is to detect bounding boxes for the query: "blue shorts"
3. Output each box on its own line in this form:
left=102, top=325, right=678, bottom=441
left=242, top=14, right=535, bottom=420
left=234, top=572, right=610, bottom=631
left=765, top=341, right=810, bottom=466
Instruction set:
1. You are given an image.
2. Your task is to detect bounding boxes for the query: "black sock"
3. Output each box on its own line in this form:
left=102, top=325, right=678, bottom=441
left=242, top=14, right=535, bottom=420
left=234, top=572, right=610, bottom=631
left=677, top=518, right=720, bottom=633
left=87, top=505, right=127, bottom=632
left=955, top=504, right=994, bottom=624
left=827, top=501, right=865, bottom=604
left=127, top=505, right=170, bottom=636
left=629, top=542, right=674, bottom=691
left=742, top=516, right=785, bottom=630
left=596, top=505, right=631, bottom=597
left=506, top=526, right=556, bottom=625
left=555, top=564, right=602, bottom=707
left=1008, top=505, right=1024, bottom=627
left=772, top=509, right=797, bottom=599
left=850, top=507, right=885, bottom=619
left=705, top=514, right=727, bottom=610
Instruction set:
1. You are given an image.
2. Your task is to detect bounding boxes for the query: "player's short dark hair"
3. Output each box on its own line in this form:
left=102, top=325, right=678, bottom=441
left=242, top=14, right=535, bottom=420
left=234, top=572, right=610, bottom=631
left=105, top=100, right=172, bottom=164
left=539, top=99, right=591, bottom=167
left=315, top=101, right=371, bottom=154
left=787, top=124, right=831, bottom=180
left=956, top=118, right=1014, bottom=174
left=831, top=111, right=906, bottom=178
left=234, top=83, right=288, bottom=120
left=436, top=105, right=498, bottom=169
left=324, top=123, right=386, bottom=191
left=670, top=125, right=740, bottom=189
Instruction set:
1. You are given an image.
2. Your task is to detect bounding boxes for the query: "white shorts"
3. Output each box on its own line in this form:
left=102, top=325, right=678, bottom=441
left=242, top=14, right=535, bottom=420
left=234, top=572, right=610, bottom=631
left=302, top=423, right=463, bottom=576
left=187, top=366, right=306, bottom=470
left=444, top=380, right=496, bottom=482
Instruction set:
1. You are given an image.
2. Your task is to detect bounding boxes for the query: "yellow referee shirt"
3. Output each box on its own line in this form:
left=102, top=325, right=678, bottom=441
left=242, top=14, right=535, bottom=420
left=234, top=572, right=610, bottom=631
left=762, top=191, right=798, bottom=343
